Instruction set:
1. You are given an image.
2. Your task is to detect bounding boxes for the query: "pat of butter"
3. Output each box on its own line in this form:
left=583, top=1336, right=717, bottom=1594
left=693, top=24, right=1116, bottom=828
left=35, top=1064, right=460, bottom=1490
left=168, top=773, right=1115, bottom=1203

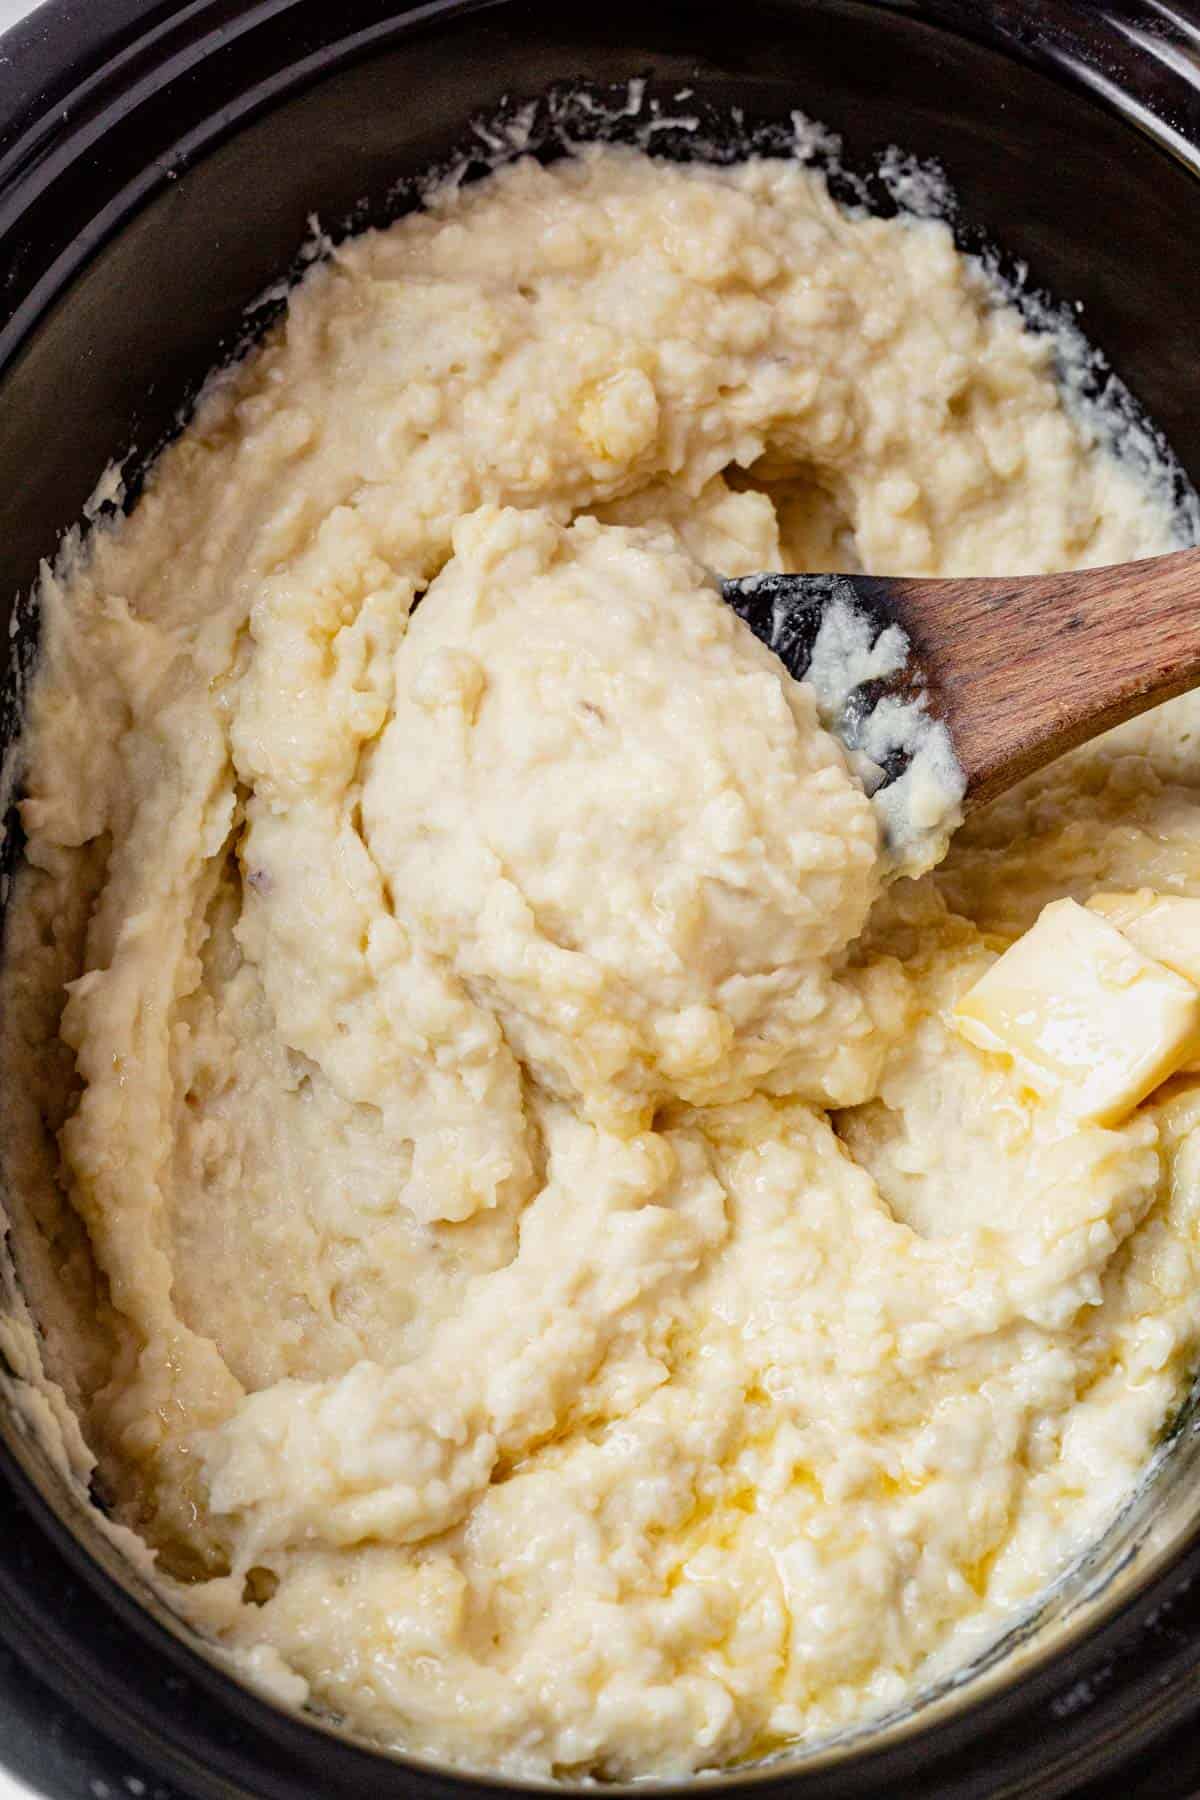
left=953, top=897, right=1200, bottom=1125
left=1086, top=890, right=1200, bottom=988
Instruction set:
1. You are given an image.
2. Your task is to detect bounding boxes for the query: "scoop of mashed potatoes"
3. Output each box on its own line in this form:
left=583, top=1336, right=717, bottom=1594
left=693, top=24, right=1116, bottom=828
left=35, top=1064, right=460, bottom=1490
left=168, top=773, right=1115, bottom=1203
left=3, top=144, right=1198, bottom=1779
left=365, top=505, right=886, bottom=1129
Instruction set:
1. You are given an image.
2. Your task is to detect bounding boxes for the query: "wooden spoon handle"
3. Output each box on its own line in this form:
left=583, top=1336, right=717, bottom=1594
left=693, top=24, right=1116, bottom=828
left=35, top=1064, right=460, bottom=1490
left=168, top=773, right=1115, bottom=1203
left=856, top=545, right=1200, bottom=809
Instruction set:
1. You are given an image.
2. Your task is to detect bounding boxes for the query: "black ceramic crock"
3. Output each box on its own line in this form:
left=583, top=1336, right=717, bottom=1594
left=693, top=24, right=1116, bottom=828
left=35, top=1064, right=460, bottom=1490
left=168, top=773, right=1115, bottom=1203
left=3, top=3, right=1200, bottom=1796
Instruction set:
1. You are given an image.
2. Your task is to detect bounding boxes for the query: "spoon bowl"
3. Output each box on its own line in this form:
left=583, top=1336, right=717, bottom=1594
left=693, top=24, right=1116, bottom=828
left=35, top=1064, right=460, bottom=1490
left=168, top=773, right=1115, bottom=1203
left=724, top=545, right=1200, bottom=844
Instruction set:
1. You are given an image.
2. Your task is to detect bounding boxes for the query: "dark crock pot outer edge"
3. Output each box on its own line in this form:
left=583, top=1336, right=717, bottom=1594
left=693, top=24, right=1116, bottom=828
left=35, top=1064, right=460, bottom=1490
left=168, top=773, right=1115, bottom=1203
left=1, top=1, right=1200, bottom=1797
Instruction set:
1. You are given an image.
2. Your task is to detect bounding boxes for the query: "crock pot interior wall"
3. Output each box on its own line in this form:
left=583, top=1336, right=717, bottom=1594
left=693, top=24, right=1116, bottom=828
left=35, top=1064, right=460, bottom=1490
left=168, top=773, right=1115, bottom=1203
left=4, top=2, right=1200, bottom=1797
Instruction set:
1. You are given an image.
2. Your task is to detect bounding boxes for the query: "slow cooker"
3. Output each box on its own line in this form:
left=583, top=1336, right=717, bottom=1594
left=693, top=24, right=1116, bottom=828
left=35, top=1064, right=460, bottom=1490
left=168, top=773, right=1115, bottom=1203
left=3, top=2, right=1200, bottom=1795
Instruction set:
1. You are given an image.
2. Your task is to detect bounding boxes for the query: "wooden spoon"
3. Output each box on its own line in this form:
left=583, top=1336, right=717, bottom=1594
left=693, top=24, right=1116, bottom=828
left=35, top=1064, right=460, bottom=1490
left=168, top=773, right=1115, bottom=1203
left=722, top=545, right=1200, bottom=814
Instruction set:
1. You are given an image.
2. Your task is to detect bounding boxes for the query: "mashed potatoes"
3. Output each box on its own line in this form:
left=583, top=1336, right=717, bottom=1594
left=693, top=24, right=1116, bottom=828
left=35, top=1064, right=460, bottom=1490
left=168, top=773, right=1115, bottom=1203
left=3, top=144, right=1198, bottom=1777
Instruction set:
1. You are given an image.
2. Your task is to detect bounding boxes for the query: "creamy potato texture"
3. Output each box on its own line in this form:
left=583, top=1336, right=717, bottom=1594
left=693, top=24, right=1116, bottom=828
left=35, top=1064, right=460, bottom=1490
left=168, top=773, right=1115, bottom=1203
left=4, top=146, right=1198, bottom=1777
